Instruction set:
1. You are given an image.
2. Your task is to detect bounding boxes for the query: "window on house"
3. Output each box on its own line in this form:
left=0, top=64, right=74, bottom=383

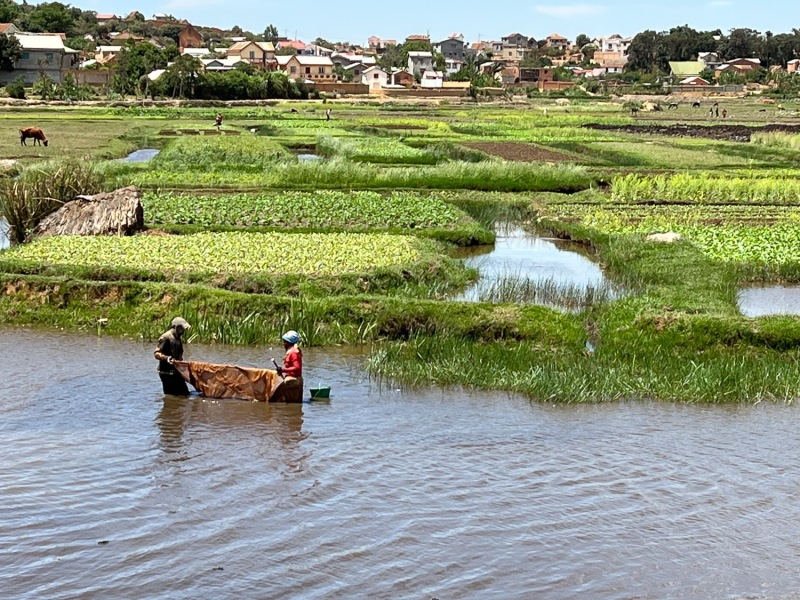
left=305, top=67, right=310, bottom=74
left=21, top=52, right=29, bottom=60
left=45, top=53, right=53, bottom=61
left=374, top=73, right=379, bottom=79
left=249, top=51, right=255, bottom=60
left=318, top=66, right=325, bottom=74
left=290, top=66, right=297, bottom=74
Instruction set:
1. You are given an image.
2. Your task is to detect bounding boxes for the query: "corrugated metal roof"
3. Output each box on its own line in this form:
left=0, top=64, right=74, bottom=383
left=14, top=33, right=65, bottom=50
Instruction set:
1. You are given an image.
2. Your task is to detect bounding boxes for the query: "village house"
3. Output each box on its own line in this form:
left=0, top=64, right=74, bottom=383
left=405, top=34, right=430, bottom=43
left=698, top=52, right=723, bottom=70
left=501, top=33, right=536, bottom=48
left=200, top=57, right=241, bottom=71
left=0, top=23, right=20, bottom=35
left=95, top=45, right=123, bottom=63
left=226, top=41, right=276, bottom=69
left=435, top=36, right=465, bottom=62
left=593, top=34, right=632, bottom=56
left=408, top=51, right=434, bottom=76
left=679, top=76, right=710, bottom=86
left=502, top=44, right=534, bottom=63
left=361, top=65, right=389, bottom=89
left=715, top=58, right=761, bottom=79
left=391, top=69, right=415, bottom=86
left=179, top=24, right=204, bottom=51
left=277, top=54, right=335, bottom=82
left=788, top=59, right=800, bottom=74
left=306, top=44, right=333, bottom=57
left=95, top=13, right=118, bottom=26
left=545, top=33, right=571, bottom=52
left=277, top=40, right=311, bottom=55
left=444, top=57, right=464, bottom=75
left=1, top=32, right=79, bottom=85
left=669, top=60, right=704, bottom=81
left=420, top=69, right=443, bottom=89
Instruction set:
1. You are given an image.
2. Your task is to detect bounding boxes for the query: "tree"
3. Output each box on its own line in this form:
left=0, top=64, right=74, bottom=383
left=0, top=0, right=22, bottom=22
left=5, top=75, right=26, bottom=98
left=575, top=33, right=591, bottom=49
left=263, top=24, right=279, bottom=42
left=626, top=30, right=667, bottom=72
left=276, top=46, right=297, bottom=56
left=22, top=2, right=75, bottom=36
left=721, top=28, right=760, bottom=61
left=113, top=41, right=170, bottom=95
left=313, top=37, right=334, bottom=50
left=0, top=33, right=22, bottom=71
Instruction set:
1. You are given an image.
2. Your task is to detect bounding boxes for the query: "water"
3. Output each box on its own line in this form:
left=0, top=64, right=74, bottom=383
left=4, top=326, right=800, bottom=599
left=739, top=286, right=800, bottom=317
left=297, top=153, right=322, bottom=162
left=452, top=226, right=613, bottom=305
left=0, top=217, right=9, bottom=250
left=120, top=149, right=161, bottom=163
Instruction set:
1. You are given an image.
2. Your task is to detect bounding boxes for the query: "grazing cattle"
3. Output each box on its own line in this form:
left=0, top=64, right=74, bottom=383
left=692, top=101, right=701, bottom=108
left=668, top=102, right=679, bottom=110
left=20, top=126, right=48, bottom=147
left=630, top=106, right=639, bottom=116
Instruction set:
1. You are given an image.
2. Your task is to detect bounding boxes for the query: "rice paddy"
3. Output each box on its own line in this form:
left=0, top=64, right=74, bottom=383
left=4, top=97, right=800, bottom=402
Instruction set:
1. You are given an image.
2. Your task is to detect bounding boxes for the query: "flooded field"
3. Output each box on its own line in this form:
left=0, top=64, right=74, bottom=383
left=120, top=149, right=161, bottom=163
left=452, top=226, right=616, bottom=308
left=0, top=217, right=8, bottom=250
left=4, top=326, right=800, bottom=598
left=739, top=286, right=800, bottom=317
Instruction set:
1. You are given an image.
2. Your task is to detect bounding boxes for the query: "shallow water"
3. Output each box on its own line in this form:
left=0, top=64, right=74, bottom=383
left=452, top=226, right=612, bottom=304
left=4, top=326, right=800, bottom=598
left=120, top=149, right=161, bottom=163
left=0, top=217, right=8, bottom=250
left=739, top=286, right=800, bottom=317
left=297, top=153, right=322, bottom=162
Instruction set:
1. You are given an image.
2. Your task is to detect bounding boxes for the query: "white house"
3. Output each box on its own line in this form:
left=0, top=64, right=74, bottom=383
left=420, top=69, right=443, bottom=88
left=361, top=65, right=389, bottom=89
left=1, top=33, right=79, bottom=85
left=408, top=51, right=434, bottom=76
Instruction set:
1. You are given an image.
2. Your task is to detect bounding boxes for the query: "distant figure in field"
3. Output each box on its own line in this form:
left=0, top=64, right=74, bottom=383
left=19, top=126, right=48, bottom=147
left=214, top=113, right=223, bottom=129
left=668, top=102, right=679, bottom=110
left=722, top=109, right=728, bottom=119
left=290, top=108, right=299, bottom=113
left=326, top=108, right=332, bottom=122
left=709, top=107, right=715, bottom=119
left=692, top=101, right=701, bottom=108
left=630, top=106, right=639, bottom=116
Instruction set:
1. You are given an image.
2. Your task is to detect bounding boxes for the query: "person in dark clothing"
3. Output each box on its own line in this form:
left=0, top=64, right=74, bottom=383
left=154, top=317, right=191, bottom=396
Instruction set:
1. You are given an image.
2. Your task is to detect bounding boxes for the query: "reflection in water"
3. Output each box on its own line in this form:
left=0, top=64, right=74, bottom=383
left=120, top=148, right=161, bottom=163
left=452, top=226, right=615, bottom=307
left=739, top=285, right=800, bottom=317
left=0, top=217, right=9, bottom=250
left=7, top=326, right=800, bottom=598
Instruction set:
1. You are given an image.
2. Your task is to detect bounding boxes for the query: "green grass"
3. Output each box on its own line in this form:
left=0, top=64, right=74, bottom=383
left=317, top=136, right=441, bottom=164
left=153, top=135, right=290, bottom=170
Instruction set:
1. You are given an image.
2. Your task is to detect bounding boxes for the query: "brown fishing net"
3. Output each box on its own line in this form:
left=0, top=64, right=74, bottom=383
left=174, top=361, right=281, bottom=402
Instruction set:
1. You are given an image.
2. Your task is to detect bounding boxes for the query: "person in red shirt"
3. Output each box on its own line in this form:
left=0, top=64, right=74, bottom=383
left=278, top=330, right=302, bottom=378
left=272, top=330, right=303, bottom=402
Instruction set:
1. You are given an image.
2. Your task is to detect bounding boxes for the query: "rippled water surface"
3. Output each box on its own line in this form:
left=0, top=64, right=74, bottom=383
left=120, top=149, right=161, bottom=163
left=4, top=327, right=800, bottom=599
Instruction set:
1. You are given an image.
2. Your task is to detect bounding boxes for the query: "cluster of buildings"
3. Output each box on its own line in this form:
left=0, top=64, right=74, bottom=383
left=5, top=14, right=791, bottom=93
left=669, top=54, right=800, bottom=86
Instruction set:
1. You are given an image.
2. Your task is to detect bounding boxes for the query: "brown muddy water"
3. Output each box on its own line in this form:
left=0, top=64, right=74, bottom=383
left=4, top=327, right=800, bottom=599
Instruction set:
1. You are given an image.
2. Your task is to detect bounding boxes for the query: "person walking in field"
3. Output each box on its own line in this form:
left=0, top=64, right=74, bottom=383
left=154, top=317, right=191, bottom=396
left=214, top=113, right=223, bottom=129
left=326, top=108, right=332, bottom=122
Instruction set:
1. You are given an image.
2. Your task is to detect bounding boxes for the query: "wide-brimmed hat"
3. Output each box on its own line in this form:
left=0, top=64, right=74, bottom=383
left=282, top=330, right=300, bottom=344
left=172, top=317, right=191, bottom=330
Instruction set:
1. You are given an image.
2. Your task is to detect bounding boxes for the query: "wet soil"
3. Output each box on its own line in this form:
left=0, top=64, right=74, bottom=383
left=461, top=141, right=576, bottom=162
left=584, top=123, right=800, bottom=143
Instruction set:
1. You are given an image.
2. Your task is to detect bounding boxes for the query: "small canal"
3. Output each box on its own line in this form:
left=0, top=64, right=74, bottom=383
left=0, top=217, right=9, bottom=250
left=4, top=326, right=800, bottom=598
left=120, top=149, right=161, bottom=163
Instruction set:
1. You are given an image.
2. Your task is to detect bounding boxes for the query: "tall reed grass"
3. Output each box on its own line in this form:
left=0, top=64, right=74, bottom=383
left=751, top=132, right=800, bottom=150
left=0, top=160, right=106, bottom=244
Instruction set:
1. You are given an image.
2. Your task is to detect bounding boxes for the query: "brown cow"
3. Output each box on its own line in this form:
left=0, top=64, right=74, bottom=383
left=20, top=127, right=48, bottom=147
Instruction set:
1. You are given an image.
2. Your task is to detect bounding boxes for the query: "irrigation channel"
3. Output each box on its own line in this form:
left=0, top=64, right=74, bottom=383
left=120, top=149, right=161, bottom=163
left=5, top=328, right=800, bottom=599
left=451, top=225, right=616, bottom=309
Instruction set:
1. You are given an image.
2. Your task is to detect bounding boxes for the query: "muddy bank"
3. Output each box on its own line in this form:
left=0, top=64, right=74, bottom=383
left=584, top=122, right=800, bottom=143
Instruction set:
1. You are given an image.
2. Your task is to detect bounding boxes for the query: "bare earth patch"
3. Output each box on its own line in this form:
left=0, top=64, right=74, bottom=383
left=461, top=142, right=576, bottom=162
